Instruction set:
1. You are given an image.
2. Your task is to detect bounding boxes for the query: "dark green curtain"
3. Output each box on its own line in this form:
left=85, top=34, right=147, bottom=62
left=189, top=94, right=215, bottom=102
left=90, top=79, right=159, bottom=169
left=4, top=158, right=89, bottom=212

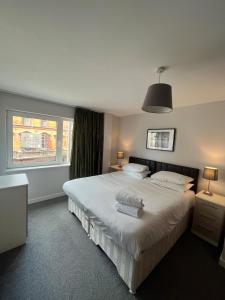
left=70, top=107, right=104, bottom=179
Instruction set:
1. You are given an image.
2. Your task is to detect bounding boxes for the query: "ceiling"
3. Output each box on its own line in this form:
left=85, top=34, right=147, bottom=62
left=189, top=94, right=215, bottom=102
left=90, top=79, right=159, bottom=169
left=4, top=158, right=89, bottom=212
left=0, top=0, right=225, bottom=116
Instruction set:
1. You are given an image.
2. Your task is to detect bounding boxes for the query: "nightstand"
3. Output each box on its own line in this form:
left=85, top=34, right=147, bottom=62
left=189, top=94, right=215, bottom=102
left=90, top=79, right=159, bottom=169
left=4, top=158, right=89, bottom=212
left=192, top=191, right=225, bottom=246
left=109, top=165, right=123, bottom=172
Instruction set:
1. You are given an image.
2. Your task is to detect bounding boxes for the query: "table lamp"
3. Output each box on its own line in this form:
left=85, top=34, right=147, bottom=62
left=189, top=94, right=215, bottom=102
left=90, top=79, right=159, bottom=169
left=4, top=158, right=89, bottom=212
left=117, top=151, right=124, bottom=167
left=203, top=166, right=218, bottom=196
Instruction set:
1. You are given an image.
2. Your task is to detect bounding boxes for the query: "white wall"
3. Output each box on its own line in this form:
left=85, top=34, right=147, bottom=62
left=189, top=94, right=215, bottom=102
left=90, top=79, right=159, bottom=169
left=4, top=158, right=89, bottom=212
left=0, top=92, right=74, bottom=203
left=119, top=101, right=225, bottom=195
left=111, top=115, right=120, bottom=164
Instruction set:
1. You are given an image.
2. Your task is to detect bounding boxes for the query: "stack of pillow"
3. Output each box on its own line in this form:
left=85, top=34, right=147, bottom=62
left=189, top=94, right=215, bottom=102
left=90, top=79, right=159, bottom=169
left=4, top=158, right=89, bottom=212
left=150, top=171, right=194, bottom=192
left=122, top=163, right=150, bottom=179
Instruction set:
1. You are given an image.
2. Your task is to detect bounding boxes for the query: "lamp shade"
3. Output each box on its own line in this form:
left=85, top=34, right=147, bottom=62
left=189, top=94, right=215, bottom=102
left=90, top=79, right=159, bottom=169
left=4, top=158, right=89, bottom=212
left=142, top=83, right=172, bottom=113
left=203, top=167, right=218, bottom=181
left=117, top=151, right=124, bottom=159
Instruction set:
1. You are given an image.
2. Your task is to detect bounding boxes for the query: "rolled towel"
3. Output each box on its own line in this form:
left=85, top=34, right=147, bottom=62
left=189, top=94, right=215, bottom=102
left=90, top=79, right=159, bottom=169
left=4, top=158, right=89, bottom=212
left=115, top=202, right=142, bottom=218
left=115, top=188, right=144, bottom=208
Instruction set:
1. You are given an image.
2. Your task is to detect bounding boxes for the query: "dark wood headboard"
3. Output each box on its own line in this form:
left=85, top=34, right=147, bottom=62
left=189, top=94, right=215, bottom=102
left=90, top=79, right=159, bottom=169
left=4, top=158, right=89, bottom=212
left=129, top=156, right=199, bottom=193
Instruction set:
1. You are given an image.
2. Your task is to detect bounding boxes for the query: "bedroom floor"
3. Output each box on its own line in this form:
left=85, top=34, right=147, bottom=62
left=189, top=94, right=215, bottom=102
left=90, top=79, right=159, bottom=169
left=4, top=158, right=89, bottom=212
left=0, top=197, right=225, bottom=300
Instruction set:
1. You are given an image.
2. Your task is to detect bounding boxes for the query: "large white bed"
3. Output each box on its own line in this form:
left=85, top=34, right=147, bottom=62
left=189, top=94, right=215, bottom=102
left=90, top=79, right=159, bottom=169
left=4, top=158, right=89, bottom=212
left=63, top=157, right=199, bottom=293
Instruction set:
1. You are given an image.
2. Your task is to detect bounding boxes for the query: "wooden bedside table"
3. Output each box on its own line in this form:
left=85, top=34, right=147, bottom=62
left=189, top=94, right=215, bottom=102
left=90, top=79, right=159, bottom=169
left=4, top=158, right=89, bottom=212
left=109, top=165, right=123, bottom=172
left=192, top=191, right=225, bottom=246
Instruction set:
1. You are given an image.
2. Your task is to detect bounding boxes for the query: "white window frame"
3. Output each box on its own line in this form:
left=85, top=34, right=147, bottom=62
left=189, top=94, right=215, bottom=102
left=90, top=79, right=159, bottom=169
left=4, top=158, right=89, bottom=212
left=7, top=110, right=73, bottom=169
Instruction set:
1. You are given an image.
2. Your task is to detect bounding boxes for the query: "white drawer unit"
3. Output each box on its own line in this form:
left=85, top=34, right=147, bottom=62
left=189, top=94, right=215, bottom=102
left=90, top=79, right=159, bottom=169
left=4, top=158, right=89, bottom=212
left=109, top=165, right=123, bottom=172
left=0, top=174, right=29, bottom=254
left=192, top=191, right=225, bottom=246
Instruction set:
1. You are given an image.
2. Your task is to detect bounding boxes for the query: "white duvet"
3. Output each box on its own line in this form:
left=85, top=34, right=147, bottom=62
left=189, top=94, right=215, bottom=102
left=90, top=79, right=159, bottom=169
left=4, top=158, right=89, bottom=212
left=63, top=171, right=194, bottom=260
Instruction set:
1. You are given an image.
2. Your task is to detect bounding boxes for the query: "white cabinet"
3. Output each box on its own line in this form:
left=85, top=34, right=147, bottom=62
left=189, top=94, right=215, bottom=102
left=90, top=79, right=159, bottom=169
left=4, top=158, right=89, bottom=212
left=109, top=165, right=123, bottom=172
left=0, top=174, right=29, bottom=254
left=192, top=191, right=225, bottom=246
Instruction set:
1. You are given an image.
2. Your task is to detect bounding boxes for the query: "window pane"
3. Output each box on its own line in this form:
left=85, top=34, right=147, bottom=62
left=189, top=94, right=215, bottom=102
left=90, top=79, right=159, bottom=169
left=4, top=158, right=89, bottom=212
left=62, top=120, right=73, bottom=163
left=12, top=116, right=57, bottom=165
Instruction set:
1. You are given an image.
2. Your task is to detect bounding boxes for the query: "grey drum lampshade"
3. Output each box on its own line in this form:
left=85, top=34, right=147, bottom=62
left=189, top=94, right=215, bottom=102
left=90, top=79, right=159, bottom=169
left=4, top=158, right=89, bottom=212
left=117, top=151, right=124, bottom=159
left=203, top=167, right=218, bottom=181
left=142, top=83, right=172, bottom=113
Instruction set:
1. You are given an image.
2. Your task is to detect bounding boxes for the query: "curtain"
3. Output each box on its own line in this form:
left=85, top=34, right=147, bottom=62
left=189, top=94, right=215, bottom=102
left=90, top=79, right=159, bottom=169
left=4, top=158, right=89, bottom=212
left=70, top=107, right=104, bottom=179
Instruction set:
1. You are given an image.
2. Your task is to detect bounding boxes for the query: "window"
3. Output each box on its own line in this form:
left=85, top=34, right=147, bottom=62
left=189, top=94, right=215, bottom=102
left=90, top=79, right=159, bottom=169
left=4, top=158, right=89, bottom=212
left=7, top=111, right=73, bottom=168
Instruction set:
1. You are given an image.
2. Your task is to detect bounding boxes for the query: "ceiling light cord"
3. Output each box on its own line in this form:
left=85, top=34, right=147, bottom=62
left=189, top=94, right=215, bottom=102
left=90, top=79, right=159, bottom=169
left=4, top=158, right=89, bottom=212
left=157, top=66, right=165, bottom=83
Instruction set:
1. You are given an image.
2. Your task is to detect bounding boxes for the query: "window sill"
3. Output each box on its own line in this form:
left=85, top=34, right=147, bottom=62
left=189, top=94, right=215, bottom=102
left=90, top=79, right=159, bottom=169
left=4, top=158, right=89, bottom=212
left=5, top=164, right=70, bottom=173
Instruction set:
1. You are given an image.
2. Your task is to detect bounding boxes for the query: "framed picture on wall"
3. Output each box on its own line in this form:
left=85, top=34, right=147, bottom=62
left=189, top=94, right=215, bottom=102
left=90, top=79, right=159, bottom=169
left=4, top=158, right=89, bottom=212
left=146, top=128, right=176, bottom=152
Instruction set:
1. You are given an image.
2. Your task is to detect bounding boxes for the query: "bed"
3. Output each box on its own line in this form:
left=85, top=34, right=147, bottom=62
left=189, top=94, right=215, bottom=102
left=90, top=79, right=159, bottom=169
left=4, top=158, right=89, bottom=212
left=63, top=156, right=199, bottom=294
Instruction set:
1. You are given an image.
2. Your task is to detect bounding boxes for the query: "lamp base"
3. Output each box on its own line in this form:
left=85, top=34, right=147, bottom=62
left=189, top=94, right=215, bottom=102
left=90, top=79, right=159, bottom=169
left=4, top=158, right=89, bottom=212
left=203, top=190, right=213, bottom=196
left=117, top=159, right=123, bottom=167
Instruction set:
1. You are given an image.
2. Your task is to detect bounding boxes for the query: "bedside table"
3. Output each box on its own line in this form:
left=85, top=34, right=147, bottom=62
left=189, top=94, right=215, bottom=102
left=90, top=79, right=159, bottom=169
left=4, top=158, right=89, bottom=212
left=192, top=191, right=225, bottom=246
left=109, top=165, right=123, bottom=172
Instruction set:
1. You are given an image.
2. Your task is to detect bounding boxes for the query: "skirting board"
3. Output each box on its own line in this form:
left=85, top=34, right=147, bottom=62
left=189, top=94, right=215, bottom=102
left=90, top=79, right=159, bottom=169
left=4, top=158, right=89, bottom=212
left=28, top=192, right=65, bottom=204
left=219, top=256, right=225, bottom=268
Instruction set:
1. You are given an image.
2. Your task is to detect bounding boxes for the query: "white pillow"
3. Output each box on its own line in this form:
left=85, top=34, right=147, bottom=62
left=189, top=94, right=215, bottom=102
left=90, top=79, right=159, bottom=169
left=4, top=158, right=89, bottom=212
left=184, top=183, right=194, bottom=192
left=123, top=163, right=149, bottom=173
left=150, top=179, right=194, bottom=192
left=151, top=171, right=193, bottom=185
left=125, top=170, right=150, bottom=179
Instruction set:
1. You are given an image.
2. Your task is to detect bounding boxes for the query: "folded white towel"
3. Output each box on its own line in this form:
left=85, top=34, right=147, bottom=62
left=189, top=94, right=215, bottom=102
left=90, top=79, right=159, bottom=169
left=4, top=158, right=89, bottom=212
left=115, top=189, right=144, bottom=208
left=115, top=202, right=142, bottom=218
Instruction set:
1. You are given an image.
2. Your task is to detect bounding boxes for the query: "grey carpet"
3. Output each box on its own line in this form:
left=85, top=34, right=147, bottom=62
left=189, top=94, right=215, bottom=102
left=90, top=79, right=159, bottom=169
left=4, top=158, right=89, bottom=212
left=0, top=197, right=225, bottom=300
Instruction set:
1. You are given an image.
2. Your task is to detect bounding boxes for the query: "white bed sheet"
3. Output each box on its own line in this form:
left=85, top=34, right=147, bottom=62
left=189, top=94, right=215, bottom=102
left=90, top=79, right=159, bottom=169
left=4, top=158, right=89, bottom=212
left=63, top=171, right=194, bottom=260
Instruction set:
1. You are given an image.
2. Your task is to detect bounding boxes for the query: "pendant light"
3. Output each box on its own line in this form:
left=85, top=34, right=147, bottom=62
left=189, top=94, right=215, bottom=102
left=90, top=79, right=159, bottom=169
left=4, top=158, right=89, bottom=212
left=142, top=66, right=173, bottom=113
